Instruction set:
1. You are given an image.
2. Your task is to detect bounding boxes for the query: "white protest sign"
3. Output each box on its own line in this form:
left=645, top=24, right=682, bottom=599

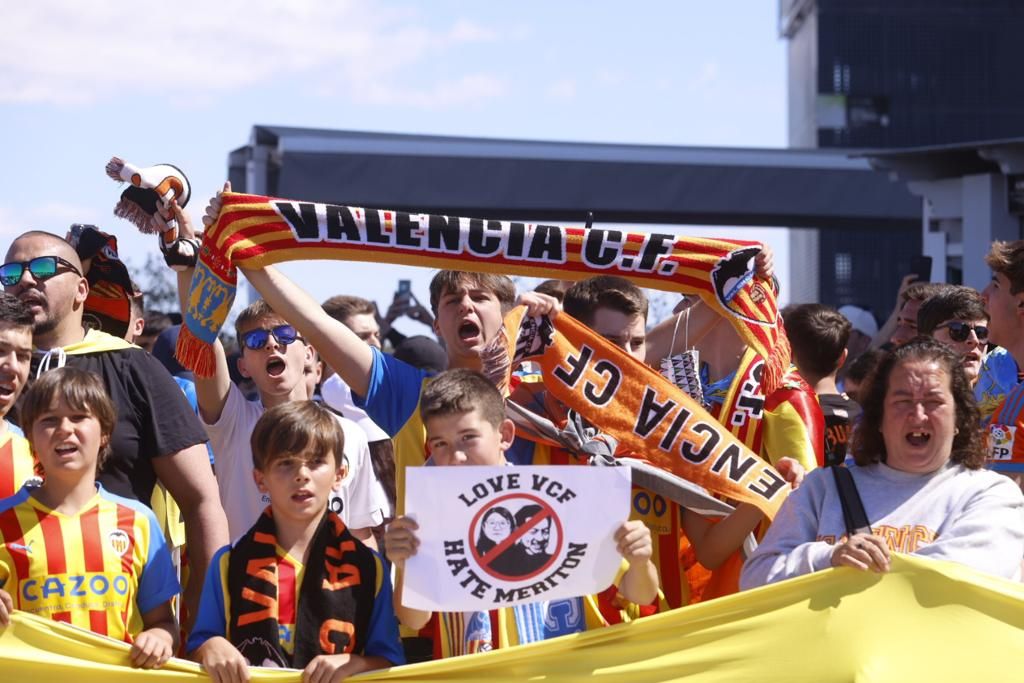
left=402, top=465, right=631, bottom=612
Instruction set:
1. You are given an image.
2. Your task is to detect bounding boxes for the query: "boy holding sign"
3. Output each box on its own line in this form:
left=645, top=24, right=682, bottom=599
left=385, top=369, right=658, bottom=658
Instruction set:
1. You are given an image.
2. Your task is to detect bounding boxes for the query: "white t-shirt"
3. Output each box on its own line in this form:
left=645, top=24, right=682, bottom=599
left=321, top=373, right=390, bottom=442
left=203, top=383, right=388, bottom=541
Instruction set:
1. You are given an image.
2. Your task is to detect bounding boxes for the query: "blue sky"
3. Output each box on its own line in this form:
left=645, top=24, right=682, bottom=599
left=1, top=1, right=789, bottom=335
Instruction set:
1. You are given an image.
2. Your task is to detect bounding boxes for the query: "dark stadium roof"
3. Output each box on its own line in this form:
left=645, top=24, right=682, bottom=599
left=229, top=125, right=921, bottom=230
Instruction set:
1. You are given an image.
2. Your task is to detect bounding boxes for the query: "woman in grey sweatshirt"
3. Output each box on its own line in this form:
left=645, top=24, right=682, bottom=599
left=741, top=338, right=1024, bottom=589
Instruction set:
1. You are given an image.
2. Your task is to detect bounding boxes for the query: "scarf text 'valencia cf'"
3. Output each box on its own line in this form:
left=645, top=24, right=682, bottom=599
left=177, top=193, right=789, bottom=392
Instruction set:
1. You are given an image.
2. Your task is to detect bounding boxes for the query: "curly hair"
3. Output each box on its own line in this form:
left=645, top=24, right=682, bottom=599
left=851, top=336, right=985, bottom=469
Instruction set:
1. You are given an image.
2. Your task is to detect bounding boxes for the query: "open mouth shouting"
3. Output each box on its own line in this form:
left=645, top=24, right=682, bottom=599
left=265, top=356, right=287, bottom=377
left=457, top=319, right=482, bottom=346
left=906, top=431, right=931, bottom=448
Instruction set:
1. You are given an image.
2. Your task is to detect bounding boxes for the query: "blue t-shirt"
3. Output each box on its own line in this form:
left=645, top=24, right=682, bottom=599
left=187, top=543, right=404, bottom=666
left=355, top=348, right=549, bottom=469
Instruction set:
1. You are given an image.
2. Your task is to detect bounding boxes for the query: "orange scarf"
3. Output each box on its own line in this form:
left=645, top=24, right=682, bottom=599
left=489, top=309, right=789, bottom=519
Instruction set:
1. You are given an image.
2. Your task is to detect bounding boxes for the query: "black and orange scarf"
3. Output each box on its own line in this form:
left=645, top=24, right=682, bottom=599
left=226, top=508, right=376, bottom=668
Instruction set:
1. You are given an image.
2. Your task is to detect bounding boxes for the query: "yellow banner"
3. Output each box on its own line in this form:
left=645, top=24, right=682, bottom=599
left=4, top=555, right=1022, bottom=681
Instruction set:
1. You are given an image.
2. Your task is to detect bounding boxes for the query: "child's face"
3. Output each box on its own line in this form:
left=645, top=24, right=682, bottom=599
left=0, top=322, right=32, bottom=419
left=31, top=397, right=105, bottom=478
left=425, top=409, right=514, bottom=466
left=236, top=317, right=314, bottom=401
left=253, top=450, right=344, bottom=524
left=432, top=284, right=506, bottom=367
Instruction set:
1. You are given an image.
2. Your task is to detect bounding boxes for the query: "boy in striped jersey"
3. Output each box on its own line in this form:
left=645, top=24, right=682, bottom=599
left=0, top=293, right=34, bottom=498
left=0, top=367, right=180, bottom=667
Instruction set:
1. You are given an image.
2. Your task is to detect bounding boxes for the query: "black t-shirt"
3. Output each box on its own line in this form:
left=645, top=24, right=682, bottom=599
left=60, top=347, right=209, bottom=502
left=819, top=393, right=862, bottom=467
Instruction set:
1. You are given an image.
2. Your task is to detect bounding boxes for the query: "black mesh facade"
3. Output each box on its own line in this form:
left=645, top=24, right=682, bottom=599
left=787, top=0, right=1024, bottom=319
left=816, top=0, right=1024, bottom=148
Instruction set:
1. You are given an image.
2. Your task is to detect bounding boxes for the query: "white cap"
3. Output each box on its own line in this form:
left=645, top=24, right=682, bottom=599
left=838, top=305, right=879, bottom=337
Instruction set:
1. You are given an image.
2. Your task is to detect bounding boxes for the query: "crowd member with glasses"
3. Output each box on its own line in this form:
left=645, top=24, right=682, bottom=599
left=1, top=231, right=228, bottom=627
left=916, top=286, right=989, bottom=387
left=159, top=205, right=387, bottom=545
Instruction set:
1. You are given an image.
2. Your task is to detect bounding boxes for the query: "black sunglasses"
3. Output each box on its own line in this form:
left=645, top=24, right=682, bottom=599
left=937, top=321, right=989, bottom=343
left=0, top=256, right=82, bottom=287
left=241, top=324, right=305, bottom=350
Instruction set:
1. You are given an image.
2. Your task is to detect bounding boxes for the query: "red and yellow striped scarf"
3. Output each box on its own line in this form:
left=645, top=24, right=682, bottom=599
left=178, top=193, right=789, bottom=394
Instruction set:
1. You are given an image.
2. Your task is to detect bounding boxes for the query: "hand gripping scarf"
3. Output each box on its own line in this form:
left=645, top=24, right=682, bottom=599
left=177, top=192, right=790, bottom=390
left=483, top=308, right=789, bottom=519
left=227, top=508, right=376, bottom=668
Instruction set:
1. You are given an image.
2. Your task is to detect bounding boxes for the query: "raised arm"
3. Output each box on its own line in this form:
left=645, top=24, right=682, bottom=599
left=201, top=184, right=375, bottom=397
left=159, top=200, right=233, bottom=424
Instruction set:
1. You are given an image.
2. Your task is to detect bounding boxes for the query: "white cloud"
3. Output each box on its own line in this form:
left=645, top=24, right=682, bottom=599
left=448, top=18, right=498, bottom=43
left=0, top=2, right=505, bottom=110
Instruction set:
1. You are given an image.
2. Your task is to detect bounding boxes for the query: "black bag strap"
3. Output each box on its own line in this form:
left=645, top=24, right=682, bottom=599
left=830, top=466, right=871, bottom=536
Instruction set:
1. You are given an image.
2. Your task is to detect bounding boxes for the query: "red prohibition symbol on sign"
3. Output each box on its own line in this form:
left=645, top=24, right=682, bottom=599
left=468, top=492, right=564, bottom=582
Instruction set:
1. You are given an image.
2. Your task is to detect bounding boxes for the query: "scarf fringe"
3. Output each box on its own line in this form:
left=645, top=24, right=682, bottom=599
left=113, top=200, right=159, bottom=233
left=761, top=332, right=790, bottom=396
left=176, top=325, right=216, bottom=378
left=105, top=156, right=126, bottom=182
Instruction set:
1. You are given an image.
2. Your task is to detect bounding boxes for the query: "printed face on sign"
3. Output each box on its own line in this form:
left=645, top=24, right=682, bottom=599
left=402, top=465, right=631, bottom=612
left=471, top=495, right=563, bottom=581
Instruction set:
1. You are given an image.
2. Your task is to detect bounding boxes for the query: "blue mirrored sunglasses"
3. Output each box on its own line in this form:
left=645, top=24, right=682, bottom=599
left=240, top=324, right=304, bottom=350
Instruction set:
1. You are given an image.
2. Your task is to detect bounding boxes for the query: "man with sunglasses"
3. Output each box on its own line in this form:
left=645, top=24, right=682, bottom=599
left=2, top=231, right=229, bottom=627
left=917, top=287, right=989, bottom=387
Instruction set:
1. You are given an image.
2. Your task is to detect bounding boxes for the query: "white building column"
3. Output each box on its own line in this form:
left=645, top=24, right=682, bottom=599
left=961, top=173, right=1020, bottom=291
